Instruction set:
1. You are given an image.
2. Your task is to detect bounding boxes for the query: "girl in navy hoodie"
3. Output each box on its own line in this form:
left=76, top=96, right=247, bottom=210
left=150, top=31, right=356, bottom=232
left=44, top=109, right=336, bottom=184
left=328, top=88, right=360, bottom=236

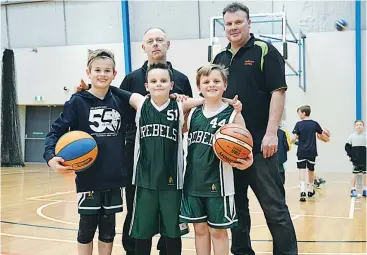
left=44, top=49, right=131, bottom=255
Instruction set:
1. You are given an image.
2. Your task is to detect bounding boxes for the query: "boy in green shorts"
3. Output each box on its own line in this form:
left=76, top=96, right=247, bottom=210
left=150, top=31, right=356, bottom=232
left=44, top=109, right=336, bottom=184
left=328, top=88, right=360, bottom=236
left=127, top=63, right=193, bottom=254
left=180, top=64, right=253, bottom=255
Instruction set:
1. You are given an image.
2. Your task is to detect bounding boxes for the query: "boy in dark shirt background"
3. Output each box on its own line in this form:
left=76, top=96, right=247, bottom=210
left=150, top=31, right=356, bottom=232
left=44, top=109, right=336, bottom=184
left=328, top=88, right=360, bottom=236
left=291, top=105, right=329, bottom=202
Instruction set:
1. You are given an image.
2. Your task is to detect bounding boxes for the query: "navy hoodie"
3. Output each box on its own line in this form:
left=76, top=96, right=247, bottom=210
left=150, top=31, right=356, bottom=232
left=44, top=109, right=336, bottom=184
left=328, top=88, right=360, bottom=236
left=44, top=89, right=131, bottom=192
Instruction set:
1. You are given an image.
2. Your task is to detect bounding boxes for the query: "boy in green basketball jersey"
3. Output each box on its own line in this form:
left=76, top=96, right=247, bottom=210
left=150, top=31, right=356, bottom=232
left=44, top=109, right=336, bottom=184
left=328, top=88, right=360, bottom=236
left=126, top=63, right=193, bottom=254
left=180, top=64, right=254, bottom=255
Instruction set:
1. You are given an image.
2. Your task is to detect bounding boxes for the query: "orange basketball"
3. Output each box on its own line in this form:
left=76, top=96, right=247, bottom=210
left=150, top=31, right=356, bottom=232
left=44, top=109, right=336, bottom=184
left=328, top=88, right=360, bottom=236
left=55, top=131, right=98, bottom=172
left=212, top=123, right=253, bottom=165
left=317, top=128, right=330, bottom=143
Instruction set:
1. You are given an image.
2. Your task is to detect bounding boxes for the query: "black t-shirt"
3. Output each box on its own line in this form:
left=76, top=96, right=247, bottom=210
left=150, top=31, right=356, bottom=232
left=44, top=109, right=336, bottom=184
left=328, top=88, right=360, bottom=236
left=213, top=34, right=287, bottom=153
left=292, top=119, right=323, bottom=157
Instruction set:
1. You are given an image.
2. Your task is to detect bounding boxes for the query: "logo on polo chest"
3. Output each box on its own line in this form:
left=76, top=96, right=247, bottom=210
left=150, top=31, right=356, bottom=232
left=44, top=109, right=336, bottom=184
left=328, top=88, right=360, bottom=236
left=244, top=60, right=255, bottom=66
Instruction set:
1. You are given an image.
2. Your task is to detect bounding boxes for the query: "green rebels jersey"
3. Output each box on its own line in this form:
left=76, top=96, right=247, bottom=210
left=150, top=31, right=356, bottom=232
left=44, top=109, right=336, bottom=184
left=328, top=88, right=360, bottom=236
left=133, top=98, right=184, bottom=190
left=184, top=104, right=236, bottom=197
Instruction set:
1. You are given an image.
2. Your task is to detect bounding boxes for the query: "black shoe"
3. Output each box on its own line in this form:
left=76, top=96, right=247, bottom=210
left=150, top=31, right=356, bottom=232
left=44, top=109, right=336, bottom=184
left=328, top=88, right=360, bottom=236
left=314, top=180, right=321, bottom=189
left=308, top=190, right=315, bottom=198
left=300, top=192, right=306, bottom=202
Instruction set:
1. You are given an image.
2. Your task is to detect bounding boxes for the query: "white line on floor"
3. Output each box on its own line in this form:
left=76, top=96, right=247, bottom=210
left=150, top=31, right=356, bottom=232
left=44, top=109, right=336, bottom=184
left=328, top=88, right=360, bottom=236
left=349, top=197, right=356, bottom=219
left=0, top=233, right=197, bottom=251
left=1, top=233, right=365, bottom=254
left=27, top=190, right=74, bottom=200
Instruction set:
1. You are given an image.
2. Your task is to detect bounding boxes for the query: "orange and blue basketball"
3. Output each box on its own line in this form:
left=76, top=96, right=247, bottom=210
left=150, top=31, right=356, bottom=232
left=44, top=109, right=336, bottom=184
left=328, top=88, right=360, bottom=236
left=335, top=19, right=348, bottom=31
left=317, top=128, right=330, bottom=143
left=55, top=131, right=98, bottom=172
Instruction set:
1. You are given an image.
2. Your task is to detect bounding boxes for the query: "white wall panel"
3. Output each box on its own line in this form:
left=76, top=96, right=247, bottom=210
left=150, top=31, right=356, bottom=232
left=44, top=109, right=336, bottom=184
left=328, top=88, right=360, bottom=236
left=64, top=1, right=122, bottom=45
left=7, top=2, right=66, bottom=47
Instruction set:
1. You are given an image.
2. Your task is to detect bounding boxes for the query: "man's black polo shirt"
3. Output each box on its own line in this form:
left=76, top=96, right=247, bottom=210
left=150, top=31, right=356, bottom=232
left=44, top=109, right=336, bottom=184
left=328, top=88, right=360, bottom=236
left=212, top=34, right=287, bottom=153
left=120, top=60, right=192, bottom=144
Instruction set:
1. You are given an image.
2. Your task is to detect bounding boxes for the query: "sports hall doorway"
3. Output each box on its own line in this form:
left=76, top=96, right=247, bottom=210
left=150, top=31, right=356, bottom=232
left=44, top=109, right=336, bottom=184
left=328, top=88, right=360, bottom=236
left=25, top=106, right=63, bottom=162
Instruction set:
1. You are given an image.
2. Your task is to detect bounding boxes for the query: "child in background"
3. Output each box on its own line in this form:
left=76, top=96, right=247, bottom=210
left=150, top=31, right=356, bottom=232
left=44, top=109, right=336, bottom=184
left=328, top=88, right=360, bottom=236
left=291, top=105, right=329, bottom=202
left=345, top=120, right=366, bottom=197
left=277, top=125, right=291, bottom=185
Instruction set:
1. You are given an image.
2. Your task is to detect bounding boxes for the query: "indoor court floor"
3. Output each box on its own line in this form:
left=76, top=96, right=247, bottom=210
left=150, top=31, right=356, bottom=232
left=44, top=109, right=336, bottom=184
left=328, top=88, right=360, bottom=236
left=1, top=164, right=366, bottom=254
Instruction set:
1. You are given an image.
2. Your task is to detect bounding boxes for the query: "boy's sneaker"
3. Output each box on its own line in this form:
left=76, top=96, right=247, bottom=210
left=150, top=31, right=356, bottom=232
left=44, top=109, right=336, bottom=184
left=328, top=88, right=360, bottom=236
left=313, top=180, right=321, bottom=189
left=300, top=192, right=306, bottom=202
left=351, top=189, right=358, bottom=198
left=362, top=190, right=367, bottom=197
left=308, top=190, right=316, bottom=198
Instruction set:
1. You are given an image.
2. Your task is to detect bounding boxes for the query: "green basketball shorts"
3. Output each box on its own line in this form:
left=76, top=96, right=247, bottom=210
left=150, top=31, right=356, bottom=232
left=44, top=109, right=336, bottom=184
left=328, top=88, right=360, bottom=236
left=129, top=187, right=189, bottom=239
left=179, top=193, right=238, bottom=229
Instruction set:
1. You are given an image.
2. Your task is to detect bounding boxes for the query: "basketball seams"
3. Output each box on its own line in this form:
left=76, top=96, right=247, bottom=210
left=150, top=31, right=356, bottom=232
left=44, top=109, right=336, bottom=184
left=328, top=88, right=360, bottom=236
left=55, top=131, right=94, bottom=152
left=220, top=128, right=252, bottom=140
left=212, top=123, right=253, bottom=164
left=63, top=147, right=98, bottom=172
left=216, top=138, right=251, bottom=158
left=213, top=142, right=237, bottom=163
left=219, top=125, right=253, bottom=147
left=215, top=133, right=253, bottom=152
left=56, top=138, right=97, bottom=160
left=55, top=131, right=98, bottom=172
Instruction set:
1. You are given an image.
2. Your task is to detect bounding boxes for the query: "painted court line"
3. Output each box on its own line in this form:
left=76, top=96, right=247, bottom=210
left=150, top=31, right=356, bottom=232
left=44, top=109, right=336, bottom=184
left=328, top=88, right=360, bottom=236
left=292, top=215, right=301, bottom=220
left=0, top=170, right=45, bottom=174
left=1, top=220, right=78, bottom=232
left=30, top=198, right=76, bottom=203
left=27, top=190, right=74, bottom=200
left=296, top=214, right=350, bottom=220
left=2, top=233, right=365, bottom=254
left=349, top=197, right=356, bottom=219
left=2, top=221, right=366, bottom=243
left=36, top=202, right=123, bottom=230
left=1, top=252, right=29, bottom=255
left=31, top=197, right=128, bottom=210
left=1, top=200, right=43, bottom=209
left=0, top=233, right=196, bottom=251
left=34, top=200, right=350, bottom=220
left=36, top=201, right=77, bottom=226
left=251, top=212, right=350, bottom=220
left=1, top=232, right=77, bottom=244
